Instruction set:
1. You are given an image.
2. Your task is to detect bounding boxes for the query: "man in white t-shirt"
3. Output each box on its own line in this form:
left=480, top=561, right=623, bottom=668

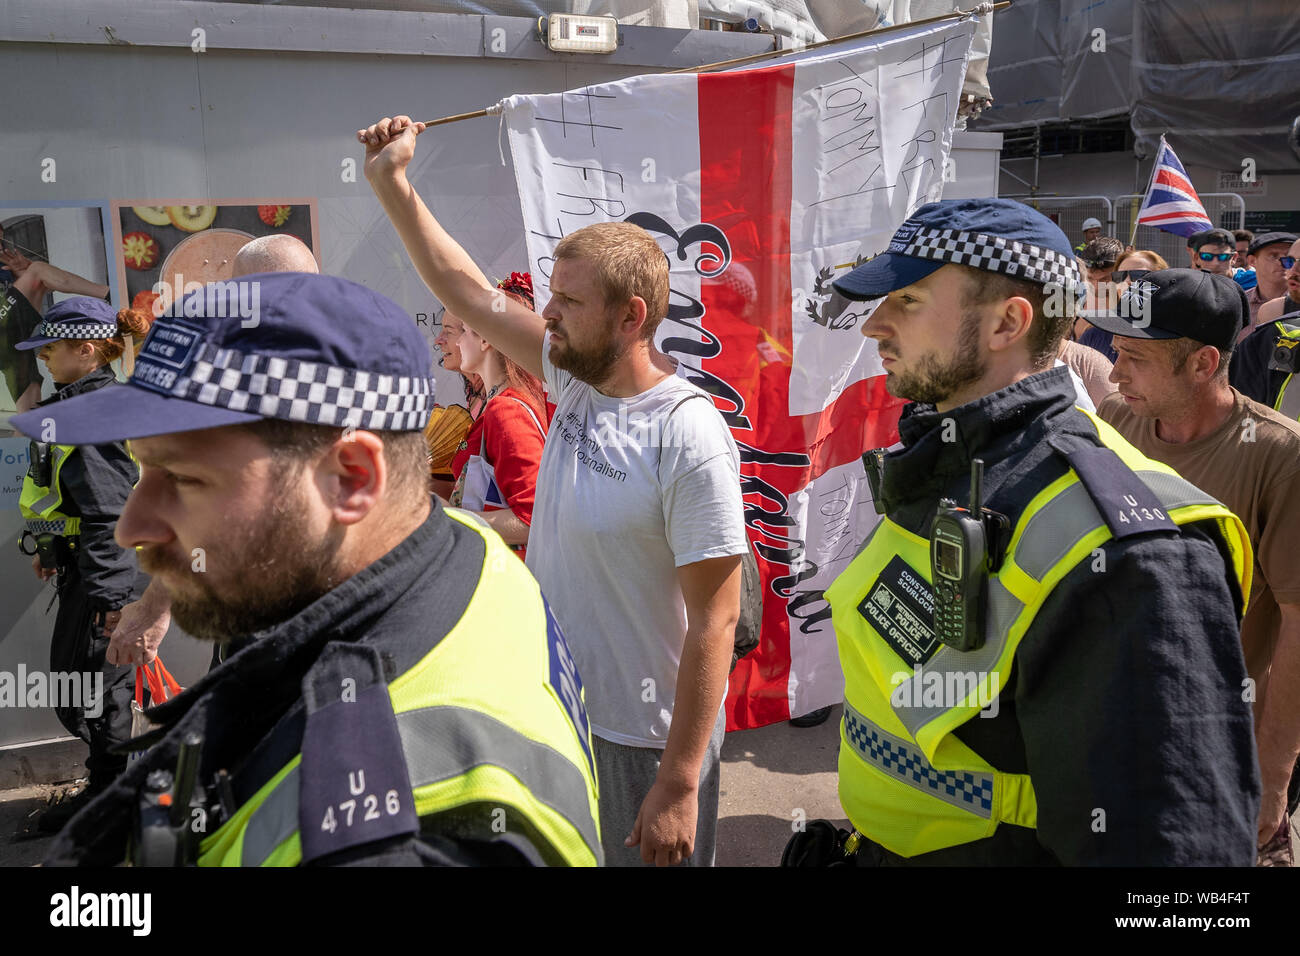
left=360, top=114, right=748, bottom=866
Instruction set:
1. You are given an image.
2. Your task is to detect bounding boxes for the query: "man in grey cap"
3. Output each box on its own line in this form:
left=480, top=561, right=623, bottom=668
left=1244, top=231, right=1298, bottom=332
left=1095, top=269, right=1300, bottom=866
left=13, top=272, right=602, bottom=866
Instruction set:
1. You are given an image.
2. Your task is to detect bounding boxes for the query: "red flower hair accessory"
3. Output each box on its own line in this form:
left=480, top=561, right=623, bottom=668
left=497, top=271, right=535, bottom=308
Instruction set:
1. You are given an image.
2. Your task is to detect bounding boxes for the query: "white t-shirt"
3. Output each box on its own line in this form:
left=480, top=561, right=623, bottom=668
left=1055, top=357, right=1096, bottom=412
left=527, top=331, right=748, bottom=748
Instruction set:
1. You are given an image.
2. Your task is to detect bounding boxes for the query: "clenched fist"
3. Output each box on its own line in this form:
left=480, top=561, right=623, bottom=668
left=356, top=115, right=427, bottom=183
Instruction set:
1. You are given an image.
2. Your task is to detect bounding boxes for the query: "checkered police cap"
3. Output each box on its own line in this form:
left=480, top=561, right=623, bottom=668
left=894, top=224, right=1082, bottom=288
left=834, top=198, right=1083, bottom=301
left=9, top=272, right=437, bottom=444
left=14, top=296, right=121, bottom=350
left=37, top=320, right=118, bottom=339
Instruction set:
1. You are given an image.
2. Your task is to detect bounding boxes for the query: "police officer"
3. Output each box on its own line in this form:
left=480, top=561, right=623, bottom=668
left=1230, top=306, right=1300, bottom=420
left=823, top=200, right=1259, bottom=865
left=12, top=273, right=602, bottom=866
left=15, top=298, right=151, bottom=831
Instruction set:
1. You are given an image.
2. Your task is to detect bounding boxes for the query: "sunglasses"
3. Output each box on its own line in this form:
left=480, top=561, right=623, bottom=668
left=1111, top=269, right=1151, bottom=282
left=1197, top=251, right=1234, bottom=262
left=1282, top=256, right=1297, bottom=270
left=1083, top=259, right=1117, bottom=270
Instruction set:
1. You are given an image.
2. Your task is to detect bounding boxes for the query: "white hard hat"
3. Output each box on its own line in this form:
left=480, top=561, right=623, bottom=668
left=1081, top=217, right=1102, bottom=231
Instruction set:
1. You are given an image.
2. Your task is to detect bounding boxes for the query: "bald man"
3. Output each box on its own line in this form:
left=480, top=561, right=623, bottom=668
left=232, top=234, right=319, bottom=277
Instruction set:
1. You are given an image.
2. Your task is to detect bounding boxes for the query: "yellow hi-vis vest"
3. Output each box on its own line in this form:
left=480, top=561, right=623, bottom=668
left=19, top=442, right=82, bottom=537
left=1269, top=319, right=1300, bottom=420
left=825, top=412, right=1252, bottom=859
left=196, top=508, right=603, bottom=866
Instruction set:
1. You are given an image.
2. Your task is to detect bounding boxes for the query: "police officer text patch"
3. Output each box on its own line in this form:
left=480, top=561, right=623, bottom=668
left=298, top=682, right=419, bottom=864
left=1067, top=445, right=1177, bottom=540
left=857, top=555, right=940, bottom=666
left=131, top=321, right=204, bottom=396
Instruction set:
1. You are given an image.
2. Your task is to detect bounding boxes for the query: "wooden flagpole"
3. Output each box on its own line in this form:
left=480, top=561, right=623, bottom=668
left=1129, top=133, right=1165, bottom=248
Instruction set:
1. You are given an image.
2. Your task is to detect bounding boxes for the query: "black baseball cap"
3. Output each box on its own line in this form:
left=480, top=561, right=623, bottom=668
left=1247, top=231, right=1297, bottom=257
left=1084, top=268, right=1246, bottom=352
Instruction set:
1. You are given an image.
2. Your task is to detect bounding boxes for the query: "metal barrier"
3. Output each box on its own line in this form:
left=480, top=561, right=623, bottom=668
left=1005, top=196, right=1115, bottom=251
left=1113, top=193, right=1246, bottom=267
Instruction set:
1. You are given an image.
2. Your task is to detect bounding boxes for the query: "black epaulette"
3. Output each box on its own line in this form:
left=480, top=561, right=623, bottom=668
left=1048, top=435, right=1178, bottom=541
left=297, top=643, right=419, bottom=865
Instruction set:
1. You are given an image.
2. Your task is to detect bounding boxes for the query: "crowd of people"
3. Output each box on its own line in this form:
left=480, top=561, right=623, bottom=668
left=5, top=112, right=1298, bottom=867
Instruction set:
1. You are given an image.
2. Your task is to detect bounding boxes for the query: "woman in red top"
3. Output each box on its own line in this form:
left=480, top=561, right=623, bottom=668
left=449, top=273, right=548, bottom=559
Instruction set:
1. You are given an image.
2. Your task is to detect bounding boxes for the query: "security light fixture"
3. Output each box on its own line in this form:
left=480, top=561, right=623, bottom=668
left=539, top=14, right=619, bottom=54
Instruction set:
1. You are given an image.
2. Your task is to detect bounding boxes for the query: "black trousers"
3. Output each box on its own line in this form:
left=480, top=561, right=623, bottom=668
left=48, top=562, right=135, bottom=789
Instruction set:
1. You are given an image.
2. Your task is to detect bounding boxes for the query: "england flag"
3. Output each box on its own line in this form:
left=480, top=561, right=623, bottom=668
left=501, top=17, right=978, bottom=728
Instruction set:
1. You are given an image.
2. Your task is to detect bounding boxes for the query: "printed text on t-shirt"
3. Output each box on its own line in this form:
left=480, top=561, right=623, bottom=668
left=558, top=411, right=627, bottom=482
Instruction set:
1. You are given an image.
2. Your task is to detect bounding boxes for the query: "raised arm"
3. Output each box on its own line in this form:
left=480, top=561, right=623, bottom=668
left=357, top=115, right=546, bottom=381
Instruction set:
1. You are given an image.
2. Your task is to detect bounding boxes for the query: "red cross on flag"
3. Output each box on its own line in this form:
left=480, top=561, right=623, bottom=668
left=504, top=16, right=978, bottom=729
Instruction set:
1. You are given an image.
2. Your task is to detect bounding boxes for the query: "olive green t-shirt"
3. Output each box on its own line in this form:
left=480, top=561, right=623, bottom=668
left=1100, top=388, right=1300, bottom=710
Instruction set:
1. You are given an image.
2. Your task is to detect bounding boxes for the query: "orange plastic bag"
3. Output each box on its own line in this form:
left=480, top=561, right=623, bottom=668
left=128, top=658, right=183, bottom=761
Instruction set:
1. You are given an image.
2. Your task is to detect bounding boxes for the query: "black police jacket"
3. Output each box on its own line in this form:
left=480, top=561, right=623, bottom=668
left=861, top=366, right=1259, bottom=866
left=1230, top=318, right=1290, bottom=410
left=44, top=501, right=540, bottom=866
left=39, top=365, right=147, bottom=610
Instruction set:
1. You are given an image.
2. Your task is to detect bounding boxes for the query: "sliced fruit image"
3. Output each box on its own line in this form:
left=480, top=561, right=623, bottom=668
left=132, top=206, right=172, bottom=227
left=167, top=205, right=218, bottom=232
left=122, top=231, right=161, bottom=270
left=258, top=205, right=293, bottom=227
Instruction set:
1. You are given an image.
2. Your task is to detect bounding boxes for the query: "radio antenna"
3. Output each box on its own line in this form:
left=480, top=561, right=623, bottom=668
left=970, top=458, right=984, bottom=516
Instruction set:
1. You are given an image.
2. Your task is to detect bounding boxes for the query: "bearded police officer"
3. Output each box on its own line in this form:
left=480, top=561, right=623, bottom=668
left=11, top=272, right=602, bottom=867
left=823, top=200, right=1259, bottom=866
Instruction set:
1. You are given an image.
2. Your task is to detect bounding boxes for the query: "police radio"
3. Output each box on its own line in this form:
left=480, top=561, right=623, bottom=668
left=929, top=459, right=1008, bottom=653
left=1268, top=333, right=1300, bottom=374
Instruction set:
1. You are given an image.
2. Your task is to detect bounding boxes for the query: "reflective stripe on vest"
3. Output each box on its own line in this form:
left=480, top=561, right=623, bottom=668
left=827, top=414, right=1252, bottom=858
left=198, top=509, right=603, bottom=867
left=1273, top=322, right=1300, bottom=420
left=216, top=704, right=604, bottom=868
left=19, top=443, right=77, bottom=531
left=24, top=517, right=82, bottom=536
left=890, top=466, right=1234, bottom=748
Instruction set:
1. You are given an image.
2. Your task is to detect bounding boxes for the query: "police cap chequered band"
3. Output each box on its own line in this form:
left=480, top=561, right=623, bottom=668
left=35, top=320, right=120, bottom=341
left=894, top=224, right=1083, bottom=290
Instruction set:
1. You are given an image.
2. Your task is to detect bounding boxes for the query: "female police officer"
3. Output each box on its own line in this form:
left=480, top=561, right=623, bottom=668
left=17, top=297, right=151, bottom=831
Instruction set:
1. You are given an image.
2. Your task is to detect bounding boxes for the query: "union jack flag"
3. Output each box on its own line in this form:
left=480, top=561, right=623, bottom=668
left=1136, top=136, right=1214, bottom=238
